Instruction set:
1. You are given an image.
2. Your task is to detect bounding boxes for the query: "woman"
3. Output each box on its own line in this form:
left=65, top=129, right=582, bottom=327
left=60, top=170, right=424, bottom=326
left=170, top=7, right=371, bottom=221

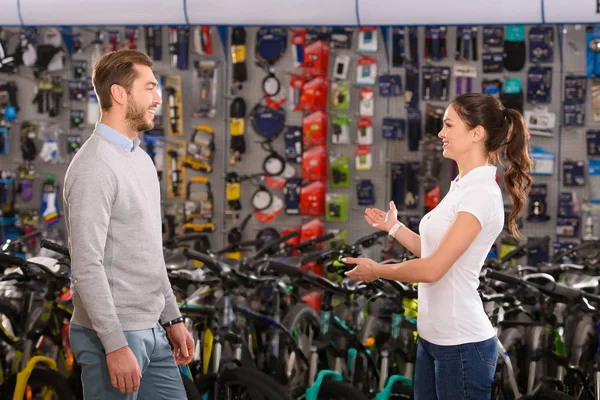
left=343, top=93, right=533, bottom=399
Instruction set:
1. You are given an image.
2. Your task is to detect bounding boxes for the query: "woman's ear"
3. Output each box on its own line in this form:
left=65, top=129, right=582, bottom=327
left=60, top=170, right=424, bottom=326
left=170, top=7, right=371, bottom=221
left=471, top=125, right=486, bottom=143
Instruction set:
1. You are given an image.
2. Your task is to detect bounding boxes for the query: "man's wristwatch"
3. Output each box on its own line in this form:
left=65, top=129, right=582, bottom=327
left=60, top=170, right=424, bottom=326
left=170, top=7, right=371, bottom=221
left=162, top=316, right=185, bottom=328
left=388, top=221, right=405, bottom=237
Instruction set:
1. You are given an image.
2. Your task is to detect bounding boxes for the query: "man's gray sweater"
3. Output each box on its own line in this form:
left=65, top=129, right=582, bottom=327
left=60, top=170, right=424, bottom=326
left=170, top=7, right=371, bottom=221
left=63, top=131, right=181, bottom=354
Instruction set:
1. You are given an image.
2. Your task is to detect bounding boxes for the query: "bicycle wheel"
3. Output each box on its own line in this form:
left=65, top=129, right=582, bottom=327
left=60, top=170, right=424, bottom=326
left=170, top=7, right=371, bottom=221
left=317, top=381, right=368, bottom=400
left=181, top=373, right=203, bottom=400
left=0, top=366, right=73, bottom=399
left=195, top=366, right=292, bottom=400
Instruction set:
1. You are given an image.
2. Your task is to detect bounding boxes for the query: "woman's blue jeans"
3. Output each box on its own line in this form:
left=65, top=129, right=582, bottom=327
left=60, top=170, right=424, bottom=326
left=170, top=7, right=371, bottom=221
left=414, top=336, right=498, bottom=399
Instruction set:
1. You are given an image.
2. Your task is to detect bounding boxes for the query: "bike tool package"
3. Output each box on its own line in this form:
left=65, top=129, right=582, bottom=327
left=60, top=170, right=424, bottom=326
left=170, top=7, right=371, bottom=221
left=528, top=26, right=554, bottom=63
left=356, top=179, right=375, bottom=206
left=229, top=97, right=246, bottom=165
left=303, top=40, right=330, bottom=77
left=527, top=66, right=552, bottom=103
left=524, top=106, right=556, bottom=137
left=382, top=117, right=405, bottom=140
left=17, top=163, right=35, bottom=202
left=33, top=75, right=63, bottom=117
left=454, top=64, right=477, bottom=95
left=563, top=76, right=586, bottom=127
left=483, top=26, right=504, bottom=48
left=69, top=80, right=87, bottom=101
left=19, top=122, right=37, bottom=162
left=183, top=125, right=215, bottom=173
left=145, top=26, right=163, bottom=61
left=500, top=77, right=524, bottom=114
left=261, top=142, right=296, bottom=190
left=455, top=26, right=478, bottom=61
left=231, top=27, right=247, bottom=90
left=302, top=110, right=327, bottom=146
left=424, top=104, right=445, bottom=139
left=292, top=29, right=306, bottom=67
left=284, top=125, right=303, bottom=164
left=355, top=145, right=372, bottom=171
left=404, top=64, right=420, bottom=108
left=357, top=56, right=377, bottom=86
left=392, top=27, right=406, bottom=67
left=482, top=51, right=504, bottom=74
left=330, top=154, right=350, bottom=188
left=184, top=176, right=214, bottom=229
left=331, top=114, right=351, bottom=145
left=421, top=138, right=444, bottom=213
left=251, top=102, right=286, bottom=145
left=192, top=60, right=218, bottom=118
left=166, top=139, right=186, bottom=200
left=332, top=54, right=350, bottom=81
left=0, top=81, right=19, bottom=123
left=289, top=74, right=306, bottom=111
left=165, top=76, right=183, bottom=136
left=253, top=185, right=284, bottom=224
left=330, top=81, right=350, bottom=111
left=330, top=27, right=353, bottom=49
left=481, top=78, right=502, bottom=98
left=192, top=26, right=213, bottom=56
left=225, top=172, right=242, bottom=220
left=72, top=60, right=87, bottom=80
left=358, top=27, right=378, bottom=52
left=283, top=177, right=302, bottom=215
left=359, top=87, right=374, bottom=117
left=503, top=25, right=526, bottom=72
left=586, top=25, right=600, bottom=78
left=587, top=130, right=600, bottom=157
left=300, top=180, right=326, bottom=217
left=424, top=26, right=447, bottom=61
left=407, top=107, right=422, bottom=151
left=378, top=74, right=402, bottom=98
left=300, top=76, right=329, bottom=111
left=66, top=134, right=81, bottom=156
left=302, top=145, right=327, bottom=181
left=255, top=28, right=288, bottom=106
left=357, top=117, right=373, bottom=145
left=143, top=130, right=165, bottom=179
left=529, top=147, right=554, bottom=176
left=563, top=160, right=586, bottom=187
left=168, top=26, right=190, bottom=70
left=326, top=193, right=349, bottom=222
left=422, top=66, right=450, bottom=101
left=390, top=162, right=420, bottom=210
left=526, top=183, right=551, bottom=222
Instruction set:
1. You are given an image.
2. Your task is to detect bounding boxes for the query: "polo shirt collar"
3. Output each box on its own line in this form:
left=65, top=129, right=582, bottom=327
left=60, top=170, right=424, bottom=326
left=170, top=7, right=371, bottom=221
left=453, top=165, right=497, bottom=189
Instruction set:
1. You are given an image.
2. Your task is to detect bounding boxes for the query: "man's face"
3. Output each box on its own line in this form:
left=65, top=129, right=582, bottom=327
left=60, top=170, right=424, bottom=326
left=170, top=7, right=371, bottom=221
left=125, top=64, right=161, bottom=133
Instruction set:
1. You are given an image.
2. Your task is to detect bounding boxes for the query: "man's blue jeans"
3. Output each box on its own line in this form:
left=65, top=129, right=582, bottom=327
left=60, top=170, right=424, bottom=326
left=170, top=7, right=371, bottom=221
left=69, top=323, right=186, bottom=399
left=414, top=336, right=498, bottom=399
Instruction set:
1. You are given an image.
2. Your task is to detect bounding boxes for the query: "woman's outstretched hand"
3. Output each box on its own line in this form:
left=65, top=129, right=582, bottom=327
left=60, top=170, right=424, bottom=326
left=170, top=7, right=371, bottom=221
left=365, top=201, right=399, bottom=233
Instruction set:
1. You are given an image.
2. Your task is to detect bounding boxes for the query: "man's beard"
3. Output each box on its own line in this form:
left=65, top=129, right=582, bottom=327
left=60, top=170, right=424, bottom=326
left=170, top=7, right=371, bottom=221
left=126, top=99, right=153, bottom=132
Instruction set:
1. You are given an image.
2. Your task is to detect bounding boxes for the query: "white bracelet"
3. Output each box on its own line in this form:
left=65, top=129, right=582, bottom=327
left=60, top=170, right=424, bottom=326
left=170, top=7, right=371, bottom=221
left=388, top=222, right=405, bottom=237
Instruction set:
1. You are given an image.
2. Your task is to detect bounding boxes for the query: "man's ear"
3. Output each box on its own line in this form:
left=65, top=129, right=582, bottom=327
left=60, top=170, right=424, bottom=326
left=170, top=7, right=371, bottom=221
left=471, top=125, right=485, bottom=143
left=110, top=84, right=127, bottom=107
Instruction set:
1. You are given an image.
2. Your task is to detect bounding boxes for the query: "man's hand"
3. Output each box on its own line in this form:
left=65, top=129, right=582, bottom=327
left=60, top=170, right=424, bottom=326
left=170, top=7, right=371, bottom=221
left=166, top=323, right=194, bottom=365
left=106, top=346, right=142, bottom=394
left=343, top=257, right=379, bottom=282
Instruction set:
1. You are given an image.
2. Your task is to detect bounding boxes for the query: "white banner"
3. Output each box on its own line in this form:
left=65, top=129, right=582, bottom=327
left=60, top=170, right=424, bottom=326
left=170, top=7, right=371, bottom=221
left=543, top=0, right=600, bottom=23
left=0, top=0, right=21, bottom=25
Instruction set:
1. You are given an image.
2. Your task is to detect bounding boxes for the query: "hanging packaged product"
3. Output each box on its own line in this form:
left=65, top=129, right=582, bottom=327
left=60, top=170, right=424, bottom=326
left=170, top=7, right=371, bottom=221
left=145, top=27, right=163, bottom=61
left=285, top=126, right=303, bottom=163
left=166, top=140, right=187, bottom=200
left=330, top=81, right=350, bottom=111
left=501, top=77, right=524, bottom=114
left=261, top=142, right=296, bottom=190
left=504, top=25, right=526, bottom=72
left=589, top=160, right=600, bottom=203
left=193, top=60, right=218, bottom=118
left=168, top=26, right=190, bottom=70
left=225, top=172, right=242, bottom=220
left=382, top=117, right=406, bottom=140
left=252, top=184, right=283, bottom=224
left=563, top=160, right=586, bottom=187
left=229, top=97, right=246, bottom=165
left=357, top=117, right=373, bottom=145
left=357, top=56, right=377, bottom=86
left=482, top=51, right=504, bottom=74
left=302, top=145, right=327, bottom=181
left=192, top=26, right=213, bottom=56
left=183, top=125, right=215, bottom=173
left=425, top=104, right=445, bottom=139
left=143, top=130, right=165, bottom=179
left=66, top=134, right=81, bottom=156
left=528, top=26, right=553, bottom=63
left=587, top=130, right=600, bottom=157
left=455, top=26, right=478, bottom=61
left=529, top=147, right=554, bottom=176
left=332, top=54, right=350, bottom=81
left=300, top=218, right=325, bottom=245
left=355, top=146, right=372, bottom=171
left=378, top=74, right=402, bottom=97
left=17, top=163, right=35, bottom=202
left=482, top=79, right=503, bottom=98
left=250, top=103, right=286, bottom=142
left=392, top=27, right=406, bottom=67
left=558, top=191, right=579, bottom=217
left=359, top=87, right=374, bottom=118
left=356, top=179, right=375, bottom=206
left=556, top=215, right=579, bottom=238
left=483, top=26, right=504, bottom=47
left=588, top=26, right=600, bottom=78
left=302, top=110, right=327, bottom=146
left=454, top=64, right=477, bottom=95
left=69, top=80, right=87, bottom=101
left=184, top=176, right=214, bottom=226
left=0, top=126, right=9, bottom=156
left=289, top=74, right=308, bottom=111
left=255, top=27, right=287, bottom=67
left=330, top=155, right=350, bottom=188
left=231, top=27, right=247, bottom=90
left=284, top=177, right=303, bottom=215
left=593, top=80, right=600, bottom=122
left=41, top=174, right=60, bottom=227
left=292, top=29, right=306, bottom=67
left=527, top=66, right=552, bottom=103
left=299, top=181, right=326, bottom=217
left=326, top=194, right=349, bottom=222
left=330, top=27, right=353, bottom=49
left=303, top=40, right=330, bottom=77
left=165, top=76, right=183, bottom=136
left=404, top=65, right=419, bottom=108
left=563, top=76, right=586, bottom=127
left=70, top=109, right=85, bottom=130
left=404, top=162, right=420, bottom=210
left=407, top=108, right=422, bottom=151
left=299, top=76, right=329, bottom=112
left=422, top=66, right=450, bottom=101
left=0, top=81, right=18, bottom=123
left=424, top=26, right=447, bottom=61
left=358, top=27, right=378, bottom=52
left=331, top=115, right=351, bottom=145
left=527, top=184, right=550, bottom=222
left=523, top=106, right=556, bottom=136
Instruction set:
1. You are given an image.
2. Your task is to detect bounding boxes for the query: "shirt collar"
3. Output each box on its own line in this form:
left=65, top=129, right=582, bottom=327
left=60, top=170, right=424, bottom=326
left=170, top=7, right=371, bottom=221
left=94, top=122, right=140, bottom=152
left=453, top=165, right=497, bottom=189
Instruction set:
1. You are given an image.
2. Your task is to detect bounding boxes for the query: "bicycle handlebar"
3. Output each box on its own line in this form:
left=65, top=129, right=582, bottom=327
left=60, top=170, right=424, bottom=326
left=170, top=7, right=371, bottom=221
left=40, top=239, right=70, bottom=258
left=0, top=253, right=69, bottom=281
left=286, top=233, right=335, bottom=254
left=500, top=236, right=550, bottom=264
left=213, top=239, right=264, bottom=256
left=250, top=231, right=300, bottom=260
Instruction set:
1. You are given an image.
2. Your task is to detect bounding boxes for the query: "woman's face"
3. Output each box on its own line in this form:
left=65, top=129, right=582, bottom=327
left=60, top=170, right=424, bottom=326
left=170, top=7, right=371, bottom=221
left=438, top=104, right=475, bottom=161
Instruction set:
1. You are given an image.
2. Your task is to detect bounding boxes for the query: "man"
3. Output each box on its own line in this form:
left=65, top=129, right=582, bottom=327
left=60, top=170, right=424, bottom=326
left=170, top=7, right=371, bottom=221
left=63, top=49, right=194, bottom=399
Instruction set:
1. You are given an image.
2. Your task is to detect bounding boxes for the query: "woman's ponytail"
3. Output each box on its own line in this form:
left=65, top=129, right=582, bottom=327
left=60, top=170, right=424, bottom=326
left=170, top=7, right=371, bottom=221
left=503, top=109, right=533, bottom=239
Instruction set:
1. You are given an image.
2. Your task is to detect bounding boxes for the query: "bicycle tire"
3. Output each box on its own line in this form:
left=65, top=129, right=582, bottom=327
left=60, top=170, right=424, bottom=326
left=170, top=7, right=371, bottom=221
left=0, top=366, right=73, bottom=399
left=0, top=296, right=21, bottom=337
left=317, top=380, right=368, bottom=400
left=195, top=366, right=292, bottom=400
left=181, top=373, right=203, bottom=400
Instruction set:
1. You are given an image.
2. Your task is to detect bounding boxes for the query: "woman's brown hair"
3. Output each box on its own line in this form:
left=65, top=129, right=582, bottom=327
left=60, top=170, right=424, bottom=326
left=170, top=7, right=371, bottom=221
left=452, top=93, right=533, bottom=239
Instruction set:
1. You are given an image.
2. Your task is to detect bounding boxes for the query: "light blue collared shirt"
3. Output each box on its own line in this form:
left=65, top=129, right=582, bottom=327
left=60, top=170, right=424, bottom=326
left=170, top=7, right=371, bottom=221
left=95, top=122, right=141, bottom=152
